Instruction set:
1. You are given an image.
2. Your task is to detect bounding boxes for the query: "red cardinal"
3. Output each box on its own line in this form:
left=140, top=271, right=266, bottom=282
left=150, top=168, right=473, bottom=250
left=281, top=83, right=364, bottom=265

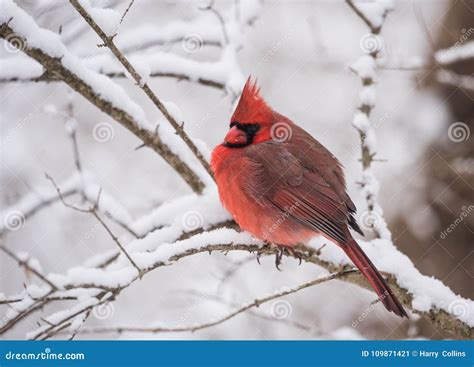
left=211, top=78, right=407, bottom=317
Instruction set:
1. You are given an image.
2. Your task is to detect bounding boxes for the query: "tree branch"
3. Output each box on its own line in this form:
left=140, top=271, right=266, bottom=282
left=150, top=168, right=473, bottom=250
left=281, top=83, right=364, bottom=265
left=72, top=270, right=357, bottom=335
left=0, top=22, right=206, bottom=193
left=69, top=0, right=214, bottom=181
left=0, top=68, right=226, bottom=90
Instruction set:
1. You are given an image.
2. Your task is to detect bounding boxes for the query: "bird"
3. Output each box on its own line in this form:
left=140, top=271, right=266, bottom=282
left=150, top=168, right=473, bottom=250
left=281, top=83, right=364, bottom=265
left=210, top=77, right=408, bottom=318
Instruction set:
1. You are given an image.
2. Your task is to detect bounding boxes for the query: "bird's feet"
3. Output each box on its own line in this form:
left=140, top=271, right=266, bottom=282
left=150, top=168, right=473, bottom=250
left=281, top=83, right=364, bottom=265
left=271, top=244, right=302, bottom=270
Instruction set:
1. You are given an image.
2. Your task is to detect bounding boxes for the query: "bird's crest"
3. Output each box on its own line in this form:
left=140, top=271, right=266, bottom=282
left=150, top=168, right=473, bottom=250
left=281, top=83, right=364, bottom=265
left=231, top=77, right=273, bottom=124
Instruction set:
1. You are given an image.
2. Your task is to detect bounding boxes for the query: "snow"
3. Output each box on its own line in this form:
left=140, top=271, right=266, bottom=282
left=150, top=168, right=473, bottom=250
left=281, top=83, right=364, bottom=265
left=48, top=266, right=138, bottom=289
left=0, top=57, right=43, bottom=80
left=0, top=173, right=81, bottom=234
left=134, top=228, right=260, bottom=269
left=310, top=237, right=474, bottom=327
left=129, top=56, right=151, bottom=86
left=157, top=122, right=215, bottom=187
left=116, top=17, right=223, bottom=52
left=350, top=55, right=376, bottom=80
left=2, top=0, right=471, bottom=341
left=0, top=0, right=151, bottom=131
left=352, top=111, right=371, bottom=134
left=351, top=0, right=394, bottom=30
left=435, top=40, right=474, bottom=65
left=77, top=0, right=121, bottom=37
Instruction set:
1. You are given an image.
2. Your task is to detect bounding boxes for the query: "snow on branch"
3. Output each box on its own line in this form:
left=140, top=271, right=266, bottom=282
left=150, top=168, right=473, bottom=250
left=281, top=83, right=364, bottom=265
left=435, top=40, right=474, bottom=66
left=346, top=0, right=393, bottom=34
left=68, top=0, right=214, bottom=181
left=67, top=270, right=359, bottom=336
left=0, top=55, right=228, bottom=90
left=347, top=0, right=393, bottom=239
left=1, top=0, right=472, bottom=342
left=0, top=2, right=206, bottom=193
left=0, top=0, right=260, bottom=94
left=1, top=216, right=472, bottom=338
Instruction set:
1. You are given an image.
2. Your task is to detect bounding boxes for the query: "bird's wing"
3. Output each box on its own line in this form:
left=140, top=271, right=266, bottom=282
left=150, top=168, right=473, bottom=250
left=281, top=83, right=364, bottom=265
left=243, top=141, right=356, bottom=244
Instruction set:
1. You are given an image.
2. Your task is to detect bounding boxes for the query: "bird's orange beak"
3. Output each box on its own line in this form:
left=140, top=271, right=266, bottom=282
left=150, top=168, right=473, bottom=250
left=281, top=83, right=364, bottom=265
left=224, top=125, right=247, bottom=146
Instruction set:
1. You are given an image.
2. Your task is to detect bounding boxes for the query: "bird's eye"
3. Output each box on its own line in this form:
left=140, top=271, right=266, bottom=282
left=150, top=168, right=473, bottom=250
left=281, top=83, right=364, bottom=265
left=247, top=124, right=260, bottom=134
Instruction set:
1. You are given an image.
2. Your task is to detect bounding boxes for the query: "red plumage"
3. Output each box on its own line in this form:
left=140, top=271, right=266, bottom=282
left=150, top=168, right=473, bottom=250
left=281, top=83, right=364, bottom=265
left=211, top=77, right=407, bottom=318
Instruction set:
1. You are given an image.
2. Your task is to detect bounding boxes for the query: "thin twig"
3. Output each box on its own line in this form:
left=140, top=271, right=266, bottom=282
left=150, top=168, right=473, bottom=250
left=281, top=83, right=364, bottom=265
left=0, top=22, right=205, bottom=193
left=119, top=0, right=135, bottom=24
left=73, top=271, right=355, bottom=335
left=0, top=245, right=57, bottom=290
left=69, top=0, right=214, bottom=182
left=199, top=1, right=229, bottom=45
left=45, top=174, right=142, bottom=275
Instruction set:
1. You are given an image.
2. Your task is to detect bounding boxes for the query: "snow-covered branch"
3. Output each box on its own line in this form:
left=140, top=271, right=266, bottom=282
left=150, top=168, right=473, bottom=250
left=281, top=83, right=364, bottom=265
left=0, top=6, right=206, bottom=193
left=66, top=270, right=358, bottom=336
left=1, top=0, right=472, bottom=342
left=347, top=0, right=393, bottom=239
left=69, top=0, right=213, bottom=181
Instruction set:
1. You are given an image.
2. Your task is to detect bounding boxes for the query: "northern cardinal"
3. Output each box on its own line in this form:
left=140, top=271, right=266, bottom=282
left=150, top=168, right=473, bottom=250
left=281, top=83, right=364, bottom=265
left=211, top=78, right=407, bottom=317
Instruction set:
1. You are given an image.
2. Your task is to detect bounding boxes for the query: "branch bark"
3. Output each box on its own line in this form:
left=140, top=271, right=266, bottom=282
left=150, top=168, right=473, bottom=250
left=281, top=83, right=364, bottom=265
left=0, top=70, right=226, bottom=90
left=0, top=22, right=206, bottom=194
left=70, top=270, right=358, bottom=335
left=69, top=0, right=214, bottom=181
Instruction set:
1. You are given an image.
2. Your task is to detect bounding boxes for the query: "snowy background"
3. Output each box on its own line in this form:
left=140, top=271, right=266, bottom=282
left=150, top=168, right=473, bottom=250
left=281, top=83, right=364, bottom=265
left=1, top=0, right=473, bottom=340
